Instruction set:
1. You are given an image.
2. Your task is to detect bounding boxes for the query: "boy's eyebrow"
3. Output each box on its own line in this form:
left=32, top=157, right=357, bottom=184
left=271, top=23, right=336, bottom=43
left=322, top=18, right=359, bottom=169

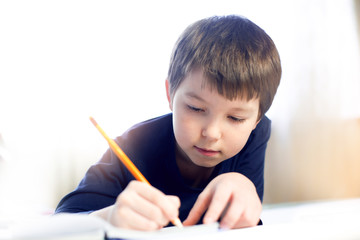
left=185, top=92, right=205, bottom=102
left=185, top=91, right=256, bottom=113
left=229, top=105, right=256, bottom=114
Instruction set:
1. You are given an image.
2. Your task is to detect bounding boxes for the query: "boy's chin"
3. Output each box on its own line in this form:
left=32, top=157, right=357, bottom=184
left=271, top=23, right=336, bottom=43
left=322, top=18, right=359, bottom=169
left=191, top=158, right=223, bottom=168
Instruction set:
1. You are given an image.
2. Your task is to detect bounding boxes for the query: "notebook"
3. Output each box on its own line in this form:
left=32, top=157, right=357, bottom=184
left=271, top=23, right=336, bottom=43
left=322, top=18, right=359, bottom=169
left=8, top=213, right=220, bottom=240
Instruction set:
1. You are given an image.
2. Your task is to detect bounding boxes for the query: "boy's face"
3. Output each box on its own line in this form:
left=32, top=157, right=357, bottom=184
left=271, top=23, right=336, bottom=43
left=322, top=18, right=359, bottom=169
left=166, top=69, right=260, bottom=168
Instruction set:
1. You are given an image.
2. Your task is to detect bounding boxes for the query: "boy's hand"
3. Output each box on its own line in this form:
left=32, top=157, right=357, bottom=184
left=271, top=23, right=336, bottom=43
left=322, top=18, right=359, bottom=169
left=92, top=180, right=180, bottom=231
left=183, top=172, right=262, bottom=229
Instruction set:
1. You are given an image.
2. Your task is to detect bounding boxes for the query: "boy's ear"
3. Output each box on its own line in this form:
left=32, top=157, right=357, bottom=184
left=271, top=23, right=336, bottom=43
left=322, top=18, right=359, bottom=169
left=165, top=79, right=173, bottom=110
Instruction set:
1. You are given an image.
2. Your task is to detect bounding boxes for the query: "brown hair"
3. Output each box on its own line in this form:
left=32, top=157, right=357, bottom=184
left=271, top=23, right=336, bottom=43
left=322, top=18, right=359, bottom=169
left=167, top=15, right=281, bottom=119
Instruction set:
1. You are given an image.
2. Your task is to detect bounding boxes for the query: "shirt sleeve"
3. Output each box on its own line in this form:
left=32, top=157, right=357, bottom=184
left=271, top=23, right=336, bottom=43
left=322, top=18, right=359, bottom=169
left=55, top=114, right=173, bottom=214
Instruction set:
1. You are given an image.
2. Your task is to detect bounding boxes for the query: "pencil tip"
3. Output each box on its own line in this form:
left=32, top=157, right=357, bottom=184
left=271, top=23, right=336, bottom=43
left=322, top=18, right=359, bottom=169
left=172, top=218, right=183, bottom=228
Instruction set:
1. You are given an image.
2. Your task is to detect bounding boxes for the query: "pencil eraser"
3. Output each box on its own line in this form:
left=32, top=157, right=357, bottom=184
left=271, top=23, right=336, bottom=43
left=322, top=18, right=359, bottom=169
left=89, top=116, right=97, bottom=126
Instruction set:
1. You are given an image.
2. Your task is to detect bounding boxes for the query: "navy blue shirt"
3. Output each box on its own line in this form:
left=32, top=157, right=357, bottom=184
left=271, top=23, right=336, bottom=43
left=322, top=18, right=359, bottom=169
left=56, top=113, right=271, bottom=223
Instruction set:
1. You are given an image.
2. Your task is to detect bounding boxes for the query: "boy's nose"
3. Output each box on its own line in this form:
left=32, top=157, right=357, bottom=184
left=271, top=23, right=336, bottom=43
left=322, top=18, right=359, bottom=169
left=201, top=119, right=222, bottom=141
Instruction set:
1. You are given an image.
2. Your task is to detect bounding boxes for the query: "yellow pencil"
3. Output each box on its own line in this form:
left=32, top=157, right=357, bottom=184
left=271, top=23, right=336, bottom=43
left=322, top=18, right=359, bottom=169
left=89, top=116, right=183, bottom=228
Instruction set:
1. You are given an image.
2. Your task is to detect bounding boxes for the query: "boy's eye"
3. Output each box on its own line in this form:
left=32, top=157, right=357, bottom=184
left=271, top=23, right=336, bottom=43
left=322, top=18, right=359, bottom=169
left=187, top=105, right=204, bottom=112
left=228, top=116, right=245, bottom=123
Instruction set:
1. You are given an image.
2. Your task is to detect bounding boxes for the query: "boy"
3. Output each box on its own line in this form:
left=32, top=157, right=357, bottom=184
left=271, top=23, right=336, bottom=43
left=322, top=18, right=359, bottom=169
left=56, top=15, right=281, bottom=231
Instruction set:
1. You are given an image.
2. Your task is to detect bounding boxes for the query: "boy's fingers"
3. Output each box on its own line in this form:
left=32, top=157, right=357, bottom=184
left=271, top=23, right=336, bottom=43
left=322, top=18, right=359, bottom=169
left=218, top=199, right=244, bottom=229
left=220, top=194, right=262, bottom=229
left=183, top=188, right=212, bottom=226
left=118, top=186, right=169, bottom=226
left=203, top=186, right=232, bottom=225
left=143, top=191, right=180, bottom=221
left=115, top=205, right=161, bottom=230
left=166, top=195, right=181, bottom=209
left=128, top=181, right=179, bottom=221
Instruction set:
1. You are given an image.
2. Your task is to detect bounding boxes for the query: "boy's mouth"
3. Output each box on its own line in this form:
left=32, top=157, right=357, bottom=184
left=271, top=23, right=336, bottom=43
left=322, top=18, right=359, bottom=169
left=194, top=146, right=220, bottom=157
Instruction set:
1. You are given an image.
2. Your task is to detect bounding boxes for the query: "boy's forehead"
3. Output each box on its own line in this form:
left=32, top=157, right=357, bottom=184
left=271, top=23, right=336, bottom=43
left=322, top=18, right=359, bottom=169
left=185, top=68, right=259, bottom=103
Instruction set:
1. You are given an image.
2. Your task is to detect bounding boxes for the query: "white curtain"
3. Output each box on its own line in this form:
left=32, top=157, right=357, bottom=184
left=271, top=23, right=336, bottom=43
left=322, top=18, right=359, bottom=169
left=264, top=0, right=360, bottom=203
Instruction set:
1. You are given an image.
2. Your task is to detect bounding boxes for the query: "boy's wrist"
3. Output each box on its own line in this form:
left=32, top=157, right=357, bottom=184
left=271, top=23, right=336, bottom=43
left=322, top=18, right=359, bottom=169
left=89, top=205, right=113, bottom=223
